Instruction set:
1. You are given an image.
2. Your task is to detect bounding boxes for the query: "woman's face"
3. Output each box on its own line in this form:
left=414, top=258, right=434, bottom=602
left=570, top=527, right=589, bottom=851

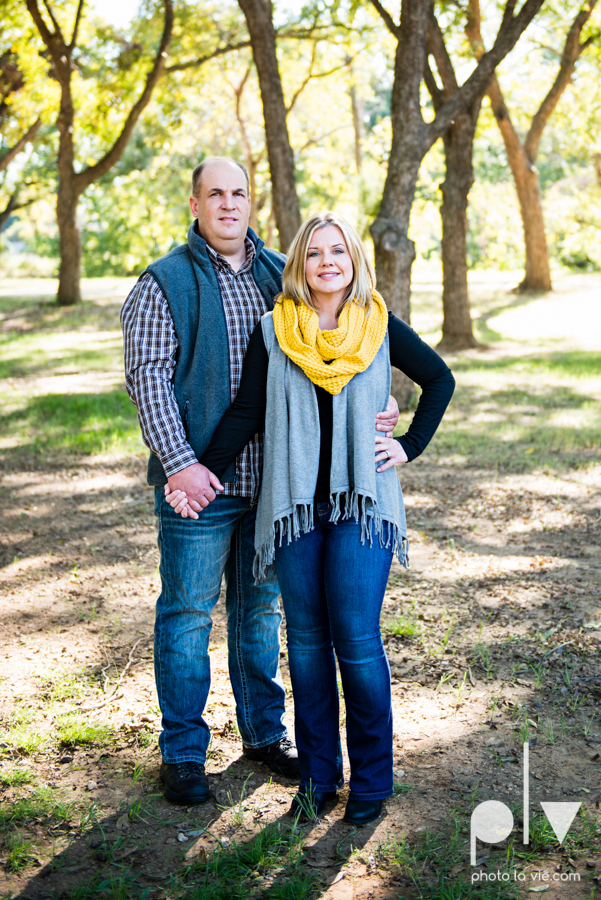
left=305, top=224, right=354, bottom=306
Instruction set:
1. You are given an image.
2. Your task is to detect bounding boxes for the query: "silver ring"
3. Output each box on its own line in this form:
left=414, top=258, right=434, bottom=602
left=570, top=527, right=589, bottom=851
left=385, top=450, right=390, bottom=459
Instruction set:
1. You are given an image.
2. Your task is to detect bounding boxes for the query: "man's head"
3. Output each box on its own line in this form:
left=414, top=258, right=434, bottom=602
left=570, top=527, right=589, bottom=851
left=189, top=157, right=251, bottom=256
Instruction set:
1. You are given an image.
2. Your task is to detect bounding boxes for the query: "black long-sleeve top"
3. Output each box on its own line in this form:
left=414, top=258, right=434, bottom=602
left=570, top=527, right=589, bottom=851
left=201, top=312, right=455, bottom=502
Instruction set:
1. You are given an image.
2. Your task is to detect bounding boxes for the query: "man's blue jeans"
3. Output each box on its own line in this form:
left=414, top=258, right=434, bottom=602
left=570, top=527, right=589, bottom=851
left=154, top=489, right=286, bottom=764
left=274, top=503, right=394, bottom=801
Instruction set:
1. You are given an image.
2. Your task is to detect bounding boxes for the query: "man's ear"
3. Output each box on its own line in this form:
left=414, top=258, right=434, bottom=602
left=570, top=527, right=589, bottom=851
left=189, top=195, right=199, bottom=218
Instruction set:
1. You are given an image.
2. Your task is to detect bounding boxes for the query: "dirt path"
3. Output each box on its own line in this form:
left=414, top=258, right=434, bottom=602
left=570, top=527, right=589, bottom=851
left=1, top=277, right=600, bottom=899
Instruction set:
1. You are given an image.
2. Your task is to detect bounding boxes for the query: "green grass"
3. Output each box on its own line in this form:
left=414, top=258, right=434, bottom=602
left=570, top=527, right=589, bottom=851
left=40, top=670, right=92, bottom=703
left=56, top=714, right=112, bottom=748
left=377, top=818, right=517, bottom=900
left=0, top=783, right=73, bottom=831
left=1, top=723, right=49, bottom=755
left=385, top=616, right=419, bottom=638
left=0, top=390, right=145, bottom=460
left=398, top=354, right=601, bottom=473
left=178, top=821, right=318, bottom=900
left=4, top=831, right=37, bottom=872
left=0, top=766, right=35, bottom=787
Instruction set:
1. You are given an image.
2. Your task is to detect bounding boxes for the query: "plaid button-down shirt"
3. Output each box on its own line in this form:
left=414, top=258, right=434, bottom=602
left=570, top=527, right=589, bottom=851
left=121, top=237, right=270, bottom=499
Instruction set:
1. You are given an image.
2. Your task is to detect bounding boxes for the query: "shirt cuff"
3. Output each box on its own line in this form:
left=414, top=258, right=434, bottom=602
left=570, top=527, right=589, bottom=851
left=160, top=447, right=199, bottom=478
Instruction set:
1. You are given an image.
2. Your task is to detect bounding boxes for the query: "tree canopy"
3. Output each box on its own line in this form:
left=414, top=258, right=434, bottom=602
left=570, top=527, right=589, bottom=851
left=1, top=0, right=599, bottom=321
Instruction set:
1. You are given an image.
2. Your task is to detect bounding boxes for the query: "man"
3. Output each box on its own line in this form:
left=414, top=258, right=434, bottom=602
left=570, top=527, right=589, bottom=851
left=121, top=157, right=399, bottom=805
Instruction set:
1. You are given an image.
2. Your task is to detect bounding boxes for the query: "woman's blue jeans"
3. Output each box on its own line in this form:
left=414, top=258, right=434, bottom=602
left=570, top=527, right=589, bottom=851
left=274, top=503, right=394, bottom=801
left=154, top=489, right=286, bottom=765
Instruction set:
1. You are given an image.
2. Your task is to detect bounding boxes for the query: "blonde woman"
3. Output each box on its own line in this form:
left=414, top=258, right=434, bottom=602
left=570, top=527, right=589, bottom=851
left=166, top=212, right=454, bottom=825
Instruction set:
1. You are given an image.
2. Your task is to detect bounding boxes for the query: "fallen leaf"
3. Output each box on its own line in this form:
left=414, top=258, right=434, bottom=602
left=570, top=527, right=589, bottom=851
left=528, top=886, right=550, bottom=893
left=115, top=814, right=130, bottom=830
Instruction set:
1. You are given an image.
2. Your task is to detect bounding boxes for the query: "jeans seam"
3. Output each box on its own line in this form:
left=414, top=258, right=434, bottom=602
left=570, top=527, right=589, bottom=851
left=155, top=502, right=165, bottom=754
left=233, top=520, right=256, bottom=746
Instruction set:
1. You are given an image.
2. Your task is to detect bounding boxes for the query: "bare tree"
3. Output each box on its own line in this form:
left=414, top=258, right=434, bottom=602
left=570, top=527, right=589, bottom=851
left=467, top=0, right=598, bottom=292
left=237, top=0, right=301, bottom=251
left=25, top=0, right=174, bottom=305
left=368, top=0, right=544, bottom=406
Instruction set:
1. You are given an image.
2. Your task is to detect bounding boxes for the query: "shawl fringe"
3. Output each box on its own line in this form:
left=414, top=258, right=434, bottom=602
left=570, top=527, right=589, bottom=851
left=253, top=491, right=409, bottom=583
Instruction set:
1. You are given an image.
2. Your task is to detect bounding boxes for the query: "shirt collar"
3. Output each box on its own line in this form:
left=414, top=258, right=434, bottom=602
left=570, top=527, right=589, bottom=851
left=206, top=236, right=256, bottom=275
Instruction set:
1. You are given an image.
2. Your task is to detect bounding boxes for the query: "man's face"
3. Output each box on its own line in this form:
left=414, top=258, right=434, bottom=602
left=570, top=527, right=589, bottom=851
left=189, top=161, right=251, bottom=252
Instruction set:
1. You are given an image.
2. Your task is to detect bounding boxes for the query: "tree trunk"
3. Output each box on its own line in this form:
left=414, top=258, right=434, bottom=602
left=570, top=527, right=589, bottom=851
left=56, top=178, right=82, bottom=306
left=511, top=150, right=552, bottom=292
left=485, top=80, right=552, bottom=293
left=438, top=108, right=481, bottom=349
left=237, top=0, right=301, bottom=252
left=55, top=70, right=81, bottom=306
left=369, top=0, right=429, bottom=408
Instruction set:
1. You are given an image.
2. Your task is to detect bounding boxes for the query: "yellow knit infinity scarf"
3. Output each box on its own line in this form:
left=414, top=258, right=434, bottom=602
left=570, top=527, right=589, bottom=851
left=273, top=290, right=388, bottom=395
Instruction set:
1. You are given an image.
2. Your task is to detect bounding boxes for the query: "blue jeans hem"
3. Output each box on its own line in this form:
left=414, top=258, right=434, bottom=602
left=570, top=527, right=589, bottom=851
left=300, top=779, right=344, bottom=792
left=348, top=790, right=392, bottom=801
left=161, top=754, right=207, bottom=766
left=242, top=729, right=289, bottom=750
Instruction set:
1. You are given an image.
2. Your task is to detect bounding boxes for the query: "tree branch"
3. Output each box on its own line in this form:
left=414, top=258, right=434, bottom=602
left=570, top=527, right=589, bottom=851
left=69, top=0, right=85, bottom=50
left=0, top=118, right=41, bottom=173
left=426, top=0, right=545, bottom=147
left=294, top=123, right=353, bottom=160
left=76, top=0, right=173, bottom=190
left=25, top=0, right=61, bottom=63
left=368, top=0, right=401, bottom=38
left=165, top=39, right=251, bottom=73
left=424, top=56, right=444, bottom=112
left=285, top=44, right=349, bottom=116
left=466, top=0, right=528, bottom=167
left=42, top=0, right=63, bottom=39
left=524, top=0, right=598, bottom=160
left=233, top=66, right=253, bottom=161
left=427, top=11, right=459, bottom=98
left=0, top=189, right=36, bottom=231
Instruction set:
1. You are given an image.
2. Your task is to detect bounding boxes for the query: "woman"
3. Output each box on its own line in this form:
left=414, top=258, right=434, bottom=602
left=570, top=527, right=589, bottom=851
left=166, top=212, right=454, bottom=825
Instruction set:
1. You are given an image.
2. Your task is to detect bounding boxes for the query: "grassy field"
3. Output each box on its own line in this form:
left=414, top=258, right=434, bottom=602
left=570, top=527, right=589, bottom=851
left=0, top=272, right=600, bottom=900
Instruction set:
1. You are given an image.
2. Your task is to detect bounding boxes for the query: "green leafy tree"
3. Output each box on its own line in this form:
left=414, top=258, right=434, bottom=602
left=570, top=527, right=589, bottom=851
left=467, top=0, right=599, bottom=291
left=24, top=0, right=174, bottom=305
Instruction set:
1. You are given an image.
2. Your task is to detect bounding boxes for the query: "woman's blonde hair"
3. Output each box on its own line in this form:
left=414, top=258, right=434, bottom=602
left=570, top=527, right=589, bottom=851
left=279, top=212, right=376, bottom=315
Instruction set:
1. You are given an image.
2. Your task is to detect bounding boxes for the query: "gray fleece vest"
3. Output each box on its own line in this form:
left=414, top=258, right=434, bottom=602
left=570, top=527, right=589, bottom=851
left=143, top=223, right=286, bottom=486
left=253, top=312, right=409, bottom=582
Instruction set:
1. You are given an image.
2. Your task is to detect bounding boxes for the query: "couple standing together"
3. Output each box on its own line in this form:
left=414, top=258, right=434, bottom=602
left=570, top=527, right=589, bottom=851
left=121, top=157, right=454, bottom=825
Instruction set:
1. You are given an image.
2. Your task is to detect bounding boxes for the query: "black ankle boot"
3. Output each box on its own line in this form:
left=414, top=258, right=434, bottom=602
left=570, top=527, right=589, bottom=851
left=343, top=797, right=383, bottom=825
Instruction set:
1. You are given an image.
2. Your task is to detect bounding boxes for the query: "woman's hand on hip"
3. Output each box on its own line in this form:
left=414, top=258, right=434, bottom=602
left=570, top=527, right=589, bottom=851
left=375, top=435, right=408, bottom=472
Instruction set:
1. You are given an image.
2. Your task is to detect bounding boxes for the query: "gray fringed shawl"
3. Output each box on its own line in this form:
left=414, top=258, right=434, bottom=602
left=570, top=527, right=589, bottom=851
left=253, top=311, right=408, bottom=582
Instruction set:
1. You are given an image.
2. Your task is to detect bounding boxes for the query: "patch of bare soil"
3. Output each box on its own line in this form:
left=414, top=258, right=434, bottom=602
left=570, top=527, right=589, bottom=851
left=1, top=446, right=600, bottom=900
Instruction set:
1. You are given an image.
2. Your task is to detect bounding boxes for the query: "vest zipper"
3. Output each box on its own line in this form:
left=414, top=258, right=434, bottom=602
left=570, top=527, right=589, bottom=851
left=183, top=400, right=190, bottom=437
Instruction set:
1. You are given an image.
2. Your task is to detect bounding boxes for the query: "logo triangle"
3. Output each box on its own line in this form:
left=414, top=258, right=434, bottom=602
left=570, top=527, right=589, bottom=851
left=540, top=802, right=581, bottom=844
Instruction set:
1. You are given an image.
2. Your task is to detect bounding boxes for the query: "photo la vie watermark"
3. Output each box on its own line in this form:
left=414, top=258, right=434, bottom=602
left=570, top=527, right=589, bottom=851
left=470, top=742, right=582, bottom=875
